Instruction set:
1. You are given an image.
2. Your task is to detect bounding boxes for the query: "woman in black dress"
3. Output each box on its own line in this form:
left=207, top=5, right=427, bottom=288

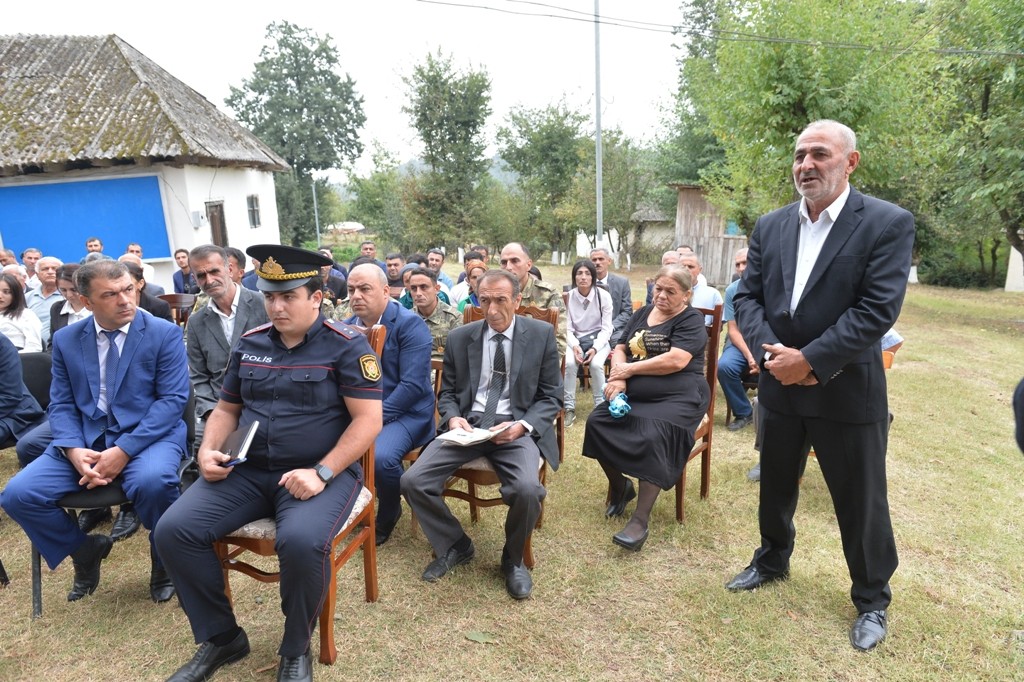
left=582, top=265, right=710, bottom=551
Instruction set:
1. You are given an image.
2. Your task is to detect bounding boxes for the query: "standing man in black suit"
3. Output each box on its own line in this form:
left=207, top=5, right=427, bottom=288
left=726, top=120, right=914, bottom=651
left=401, top=269, right=562, bottom=600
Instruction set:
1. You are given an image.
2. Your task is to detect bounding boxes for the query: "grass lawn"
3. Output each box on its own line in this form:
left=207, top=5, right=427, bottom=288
left=1, top=280, right=1022, bottom=681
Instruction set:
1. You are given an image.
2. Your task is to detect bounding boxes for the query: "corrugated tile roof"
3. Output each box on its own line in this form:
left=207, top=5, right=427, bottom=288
left=0, top=34, right=289, bottom=177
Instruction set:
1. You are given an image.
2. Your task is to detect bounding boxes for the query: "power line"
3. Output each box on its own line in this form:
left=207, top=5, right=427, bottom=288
left=414, top=0, right=1024, bottom=59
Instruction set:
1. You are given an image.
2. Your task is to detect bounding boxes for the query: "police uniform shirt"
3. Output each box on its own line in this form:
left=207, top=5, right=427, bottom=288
left=220, top=315, right=382, bottom=471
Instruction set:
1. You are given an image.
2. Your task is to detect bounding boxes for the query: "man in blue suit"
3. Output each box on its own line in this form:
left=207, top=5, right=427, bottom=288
left=725, top=120, right=915, bottom=652
left=342, top=263, right=435, bottom=545
left=1, top=259, right=190, bottom=604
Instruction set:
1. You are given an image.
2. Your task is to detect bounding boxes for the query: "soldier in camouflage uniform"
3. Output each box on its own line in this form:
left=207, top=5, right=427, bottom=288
left=407, top=267, right=462, bottom=361
left=499, top=242, right=566, bottom=356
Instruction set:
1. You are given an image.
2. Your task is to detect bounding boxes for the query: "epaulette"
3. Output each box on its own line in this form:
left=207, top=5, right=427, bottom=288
left=323, top=318, right=357, bottom=339
left=242, top=322, right=274, bottom=337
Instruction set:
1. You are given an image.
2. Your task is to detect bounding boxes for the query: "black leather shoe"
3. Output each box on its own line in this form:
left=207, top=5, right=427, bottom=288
left=150, top=564, right=176, bottom=603
left=604, top=479, right=636, bottom=518
left=612, top=523, right=649, bottom=552
left=111, top=505, right=141, bottom=542
left=277, top=649, right=312, bottom=682
left=422, top=542, right=475, bottom=582
left=375, top=506, right=402, bottom=547
left=850, top=610, right=887, bottom=651
left=501, top=560, right=533, bottom=600
left=728, top=414, right=754, bottom=431
left=166, top=629, right=250, bottom=682
left=725, top=564, right=789, bottom=592
left=77, top=507, right=112, bottom=533
left=68, top=534, right=113, bottom=601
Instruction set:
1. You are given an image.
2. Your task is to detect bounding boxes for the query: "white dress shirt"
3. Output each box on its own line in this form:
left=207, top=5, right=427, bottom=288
left=791, top=185, right=851, bottom=313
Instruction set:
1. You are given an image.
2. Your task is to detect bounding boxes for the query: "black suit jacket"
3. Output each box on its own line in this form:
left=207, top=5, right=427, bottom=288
left=602, top=272, right=633, bottom=339
left=437, top=317, right=563, bottom=469
left=139, top=291, right=174, bottom=323
left=735, top=187, right=914, bottom=424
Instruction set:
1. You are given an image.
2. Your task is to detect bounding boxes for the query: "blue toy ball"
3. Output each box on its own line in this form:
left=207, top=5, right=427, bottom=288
left=608, top=393, right=631, bottom=419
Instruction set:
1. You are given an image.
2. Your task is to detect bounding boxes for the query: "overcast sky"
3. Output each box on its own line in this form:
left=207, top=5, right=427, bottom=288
left=6, top=0, right=685, bottom=179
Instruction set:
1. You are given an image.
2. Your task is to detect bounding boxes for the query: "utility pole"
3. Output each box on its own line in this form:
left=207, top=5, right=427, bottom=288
left=311, top=177, right=321, bottom=249
left=594, top=0, right=604, bottom=245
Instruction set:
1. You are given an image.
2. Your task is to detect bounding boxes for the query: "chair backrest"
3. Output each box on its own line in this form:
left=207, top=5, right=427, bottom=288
left=462, top=304, right=559, bottom=328
left=359, top=324, right=386, bottom=491
left=158, top=293, right=196, bottom=327
left=694, top=304, right=724, bottom=422
left=19, top=352, right=52, bottom=410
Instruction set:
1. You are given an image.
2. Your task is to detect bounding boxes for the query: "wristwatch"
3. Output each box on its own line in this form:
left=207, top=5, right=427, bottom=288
left=313, top=463, right=334, bottom=486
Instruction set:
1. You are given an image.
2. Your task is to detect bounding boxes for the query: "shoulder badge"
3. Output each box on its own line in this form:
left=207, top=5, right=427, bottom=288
left=323, top=318, right=355, bottom=339
left=359, top=354, right=381, bottom=381
left=242, top=321, right=274, bottom=337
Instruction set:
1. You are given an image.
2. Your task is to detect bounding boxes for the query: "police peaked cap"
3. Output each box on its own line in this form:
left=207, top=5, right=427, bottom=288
left=246, top=244, right=333, bottom=292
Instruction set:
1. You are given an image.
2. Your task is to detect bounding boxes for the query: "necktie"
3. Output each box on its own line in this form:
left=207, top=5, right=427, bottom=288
left=481, top=334, right=506, bottom=428
left=102, top=330, right=120, bottom=417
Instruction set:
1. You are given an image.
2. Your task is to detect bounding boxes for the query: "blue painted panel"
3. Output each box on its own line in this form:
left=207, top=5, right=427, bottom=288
left=0, top=176, right=170, bottom=263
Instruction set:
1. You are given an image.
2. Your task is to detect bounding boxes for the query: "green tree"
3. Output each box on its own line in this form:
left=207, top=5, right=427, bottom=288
left=346, top=145, right=409, bottom=251
left=681, top=0, right=940, bottom=232
left=402, top=51, right=492, bottom=246
left=226, top=21, right=366, bottom=245
left=497, top=102, right=589, bottom=253
left=934, top=0, right=1024, bottom=280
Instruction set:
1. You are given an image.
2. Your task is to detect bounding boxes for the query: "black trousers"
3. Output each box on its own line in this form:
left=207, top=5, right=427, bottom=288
left=752, top=408, right=897, bottom=613
left=153, top=464, right=362, bottom=657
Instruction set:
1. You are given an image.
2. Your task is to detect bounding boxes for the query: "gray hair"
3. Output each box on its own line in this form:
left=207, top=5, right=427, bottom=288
left=655, top=265, right=693, bottom=294
left=802, top=119, right=857, bottom=154
left=590, top=247, right=613, bottom=259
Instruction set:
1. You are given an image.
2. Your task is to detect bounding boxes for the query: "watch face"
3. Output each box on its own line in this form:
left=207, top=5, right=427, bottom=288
left=316, top=464, right=333, bottom=483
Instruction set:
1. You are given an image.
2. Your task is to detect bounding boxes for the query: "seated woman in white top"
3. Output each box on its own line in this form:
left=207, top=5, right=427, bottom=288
left=565, top=260, right=613, bottom=423
left=0, top=273, right=43, bottom=353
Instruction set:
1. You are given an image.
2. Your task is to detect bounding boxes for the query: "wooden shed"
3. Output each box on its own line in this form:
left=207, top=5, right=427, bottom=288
left=671, top=183, right=747, bottom=287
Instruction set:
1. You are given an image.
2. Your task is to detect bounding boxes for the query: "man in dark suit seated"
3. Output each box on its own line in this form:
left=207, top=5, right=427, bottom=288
left=185, top=245, right=269, bottom=447
left=589, top=247, right=633, bottom=341
left=342, top=263, right=435, bottom=545
left=123, top=261, right=173, bottom=322
left=725, top=120, right=915, bottom=652
left=0, top=334, right=44, bottom=450
left=1, top=259, right=190, bottom=604
left=401, top=269, right=562, bottom=600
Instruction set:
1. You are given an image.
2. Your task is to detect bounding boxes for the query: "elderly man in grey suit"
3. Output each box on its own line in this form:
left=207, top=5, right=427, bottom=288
left=402, top=269, right=562, bottom=600
left=186, top=245, right=268, bottom=445
left=589, top=247, right=633, bottom=340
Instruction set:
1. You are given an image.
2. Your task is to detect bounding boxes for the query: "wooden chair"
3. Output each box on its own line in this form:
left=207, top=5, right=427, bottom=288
left=674, top=304, right=723, bottom=523
left=439, top=305, right=564, bottom=566
left=157, top=293, right=196, bottom=327
left=211, top=324, right=385, bottom=665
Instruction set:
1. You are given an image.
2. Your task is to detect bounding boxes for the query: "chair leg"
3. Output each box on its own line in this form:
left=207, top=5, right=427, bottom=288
left=523, top=533, right=535, bottom=570
left=318, top=562, right=338, bottom=665
left=31, top=545, right=43, bottom=618
left=467, top=482, right=480, bottom=522
left=363, top=523, right=379, bottom=603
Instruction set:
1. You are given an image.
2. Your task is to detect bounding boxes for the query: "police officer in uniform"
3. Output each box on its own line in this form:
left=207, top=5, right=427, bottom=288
left=155, top=245, right=383, bottom=682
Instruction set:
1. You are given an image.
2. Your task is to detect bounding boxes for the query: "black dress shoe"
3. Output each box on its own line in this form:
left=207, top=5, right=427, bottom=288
left=850, top=610, right=887, bottom=651
left=166, top=629, right=250, bottom=682
left=77, top=507, right=113, bottom=533
left=150, top=564, right=176, bottom=603
left=604, top=479, right=636, bottom=518
left=375, top=507, right=402, bottom=547
left=501, top=560, right=533, bottom=600
left=422, top=541, right=475, bottom=582
left=725, top=564, right=789, bottom=592
left=111, top=505, right=141, bottom=542
left=68, top=534, right=113, bottom=601
left=612, top=523, right=649, bottom=552
left=277, top=649, right=312, bottom=682
left=728, top=414, right=754, bottom=431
